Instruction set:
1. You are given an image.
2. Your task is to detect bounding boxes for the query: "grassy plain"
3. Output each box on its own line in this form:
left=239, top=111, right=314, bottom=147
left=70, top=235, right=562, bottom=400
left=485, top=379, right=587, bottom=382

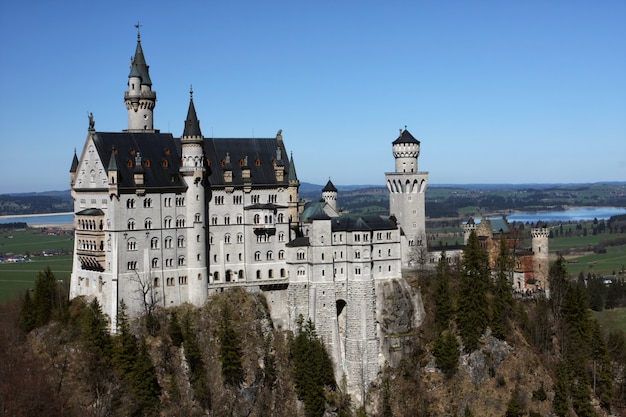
left=0, top=229, right=73, bottom=302
left=593, top=308, right=626, bottom=334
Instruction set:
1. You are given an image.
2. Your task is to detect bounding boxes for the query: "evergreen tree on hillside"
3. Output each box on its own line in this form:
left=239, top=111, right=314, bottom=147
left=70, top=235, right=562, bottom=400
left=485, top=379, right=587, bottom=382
left=181, top=312, right=211, bottom=409
left=112, top=300, right=138, bottom=375
left=434, top=250, right=453, bottom=332
left=433, top=331, right=460, bottom=377
left=457, top=231, right=489, bottom=352
left=18, top=289, right=36, bottom=332
left=218, top=303, right=244, bottom=386
left=590, top=320, right=614, bottom=410
left=291, top=315, right=336, bottom=417
left=492, top=235, right=514, bottom=340
left=130, top=338, right=161, bottom=416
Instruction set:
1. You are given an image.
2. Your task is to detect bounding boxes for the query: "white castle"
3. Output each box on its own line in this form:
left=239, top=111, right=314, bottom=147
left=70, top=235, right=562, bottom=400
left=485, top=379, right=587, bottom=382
left=69, top=33, right=430, bottom=401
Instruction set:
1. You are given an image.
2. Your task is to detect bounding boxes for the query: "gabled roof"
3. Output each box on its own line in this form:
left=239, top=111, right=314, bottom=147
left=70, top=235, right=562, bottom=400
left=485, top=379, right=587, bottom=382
left=392, top=128, right=420, bottom=145
left=300, top=201, right=332, bottom=221
left=90, top=132, right=185, bottom=191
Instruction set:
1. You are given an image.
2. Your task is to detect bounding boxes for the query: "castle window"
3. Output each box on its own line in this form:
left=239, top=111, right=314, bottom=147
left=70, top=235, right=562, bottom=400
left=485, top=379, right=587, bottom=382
left=256, top=270, right=262, bottom=279
left=254, top=214, right=260, bottom=224
left=237, top=233, right=244, bottom=243
left=224, top=234, right=231, bottom=244
left=224, top=215, right=230, bottom=225
left=164, top=197, right=172, bottom=207
left=165, top=259, right=173, bottom=267
left=143, top=198, right=152, bottom=208
left=212, top=216, right=218, bottom=225
left=127, top=239, right=137, bottom=251
left=215, top=196, right=224, bottom=205
left=144, top=159, right=151, bottom=168
left=278, top=250, right=285, bottom=260
left=255, top=158, right=261, bottom=166
left=127, top=159, right=133, bottom=168
left=252, top=195, right=260, bottom=204
left=154, top=277, right=159, bottom=287
left=277, top=213, right=284, bottom=223
left=355, top=267, right=361, bottom=275
left=209, top=234, right=214, bottom=245
left=128, top=219, right=136, bottom=230
left=226, top=254, right=230, bottom=262
left=178, top=256, right=185, bottom=266
left=268, top=269, right=274, bottom=278
left=162, top=159, right=169, bottom=168
left=167, top=277, right=174, bottom=286
left=297, top=267, right=305, bottom=276
left=278, top=232, right=285, bottom=242
left=236, top=214, right=243, bottom=224
left=267, top=251, right=273, bottom=260
left=152, top=258, right=159, bottom=268
left=255, top=251, right=261, bottom=261
left=177, top=236, right=185, bottom=248
left=176, top=217, right=185, bottom=228
left=145, top=218, right=152, bottom=229
left=127, top=198, right=135, bottom=209
left=280, top=268, right=286, bottom=278
left=164, top=217, right=172, bottom=228
left=297, top=250, right=305, bottom=260
left=176, top=197, right=185, bottom=207
left=355, top=251, right=360, bottom=259
left=127, top=261, right=137, bottom=270
left=165, top=236, right=173, bottom=248
left=195, top=213, right=201, bottom=222
left=178, top=276, right=187, bottom=285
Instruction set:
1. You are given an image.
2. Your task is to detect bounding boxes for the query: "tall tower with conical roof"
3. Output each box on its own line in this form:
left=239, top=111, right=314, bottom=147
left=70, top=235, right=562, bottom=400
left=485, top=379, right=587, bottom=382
left=124, top=28, right=156, bottom=132
left=385, top=128, right=429, bottom=266
left=180, top=88, right=209, bottom=306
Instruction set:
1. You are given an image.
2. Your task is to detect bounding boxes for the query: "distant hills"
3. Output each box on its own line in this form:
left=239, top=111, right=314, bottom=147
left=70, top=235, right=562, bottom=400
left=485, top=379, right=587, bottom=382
left=1, top=182, right=624, bottom=217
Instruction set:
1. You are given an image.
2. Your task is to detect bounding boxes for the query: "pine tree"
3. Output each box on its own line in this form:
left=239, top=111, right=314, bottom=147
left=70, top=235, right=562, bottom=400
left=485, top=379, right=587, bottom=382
left=492, top=235, right=514, bottom=340
left=505, top=389, right=525, bottom=417
left=433, top=331, right=460, bottom=378
left=590, top=320, right=614, bottom=410
left=434, top=250, right=453, bottom=332
left=457, top=231, right=489, bottom=352
left=553, top=361, right=570, bottom=417
left=32, top=266, right=58, bottom=328
left=130, top=338, right=161, bottom=416
left=19, top=289, right=36, bottom=332
left=291, top=315, right=336, bottom=417
left=182, top=312, right=211, bottom=409
left=112, top=300, right=138, bottom=375
left=218, top=303, right=244, bottom=386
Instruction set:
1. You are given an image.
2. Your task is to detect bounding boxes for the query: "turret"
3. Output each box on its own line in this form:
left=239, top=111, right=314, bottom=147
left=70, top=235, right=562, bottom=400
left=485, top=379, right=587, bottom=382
left=322, top=178, right=338, bottom=212
left=124, top=30, right=156, bottom=132
left=392, top=128, right=420, bottom=173
left=179, top=89, right=208, bottom=306
left=531, top=222, right=550, bottom=297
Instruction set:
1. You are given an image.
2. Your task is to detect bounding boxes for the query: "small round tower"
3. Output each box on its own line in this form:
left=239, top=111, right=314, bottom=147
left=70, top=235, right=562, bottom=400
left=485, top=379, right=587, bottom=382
left=531, top=222, right=550, bottom=297
left=322, top=178, right=338, bottom=212
left=124, top=30, right=157, bottom=132
left=462, top=217, right=477, bottom=244
left=392, top=128, right=420, bottom=173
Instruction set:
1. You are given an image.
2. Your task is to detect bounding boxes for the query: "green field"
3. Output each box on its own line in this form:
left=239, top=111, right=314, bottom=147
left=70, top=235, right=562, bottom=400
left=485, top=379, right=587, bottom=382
left=593, top=308, right=626, bottom=334
left=0, top=229, right=73, bottom=302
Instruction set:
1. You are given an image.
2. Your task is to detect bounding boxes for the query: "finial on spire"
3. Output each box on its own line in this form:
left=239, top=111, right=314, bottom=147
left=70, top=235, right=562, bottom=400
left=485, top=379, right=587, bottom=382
left=189, top=85, right=193, bottom=99
left=134, top=22, right=142, bottom=40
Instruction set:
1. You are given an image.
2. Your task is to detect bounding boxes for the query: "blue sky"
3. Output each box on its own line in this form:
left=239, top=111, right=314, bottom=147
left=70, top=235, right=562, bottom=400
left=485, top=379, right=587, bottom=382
left=1, top=1, right=624, bottom=194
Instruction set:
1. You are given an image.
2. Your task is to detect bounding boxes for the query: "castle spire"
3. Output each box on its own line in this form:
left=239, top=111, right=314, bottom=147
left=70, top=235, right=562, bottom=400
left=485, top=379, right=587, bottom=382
left=124, top=25, right=156, bottom=132
left=182, top=86, right=202, bottom=138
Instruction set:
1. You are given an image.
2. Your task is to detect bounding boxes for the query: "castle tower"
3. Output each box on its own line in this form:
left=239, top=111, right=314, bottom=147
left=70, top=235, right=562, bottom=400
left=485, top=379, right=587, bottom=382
left=322, top=178, right=338, bottom=212
left=124, top=29, right=156, bottom=132
left=180, top=88, right=209, bottom=306
left=287, top=152, right=300, bottom=237
left=385, top=128, right=429, bottom=266
left=462, top=217, right=477, bottom=244
left=531, top=222, right=550, bottom=297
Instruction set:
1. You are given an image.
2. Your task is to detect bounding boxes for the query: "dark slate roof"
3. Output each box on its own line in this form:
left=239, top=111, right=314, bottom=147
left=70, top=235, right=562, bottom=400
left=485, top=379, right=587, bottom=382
left=91, top=132, right=185, bottom=191
left=205, top=138, right=291, bottom=187
left=287, top=153, right=298, bottom=182
left=392, top=129, right=420, bottom=145
left=322, top=179, right=337, bottom=192
left=76, top=208, right=105, bottom=216
left=331, top=215, right=396, bottom=232
left=129, top=36, right=152, bottom=86
left=70, top=151, right=79, bottom=173
left=286, top=236, right=310, bottom=247
left=182, top=96, right=202, bottom=138
left=484, top=217, right=510, bottom=234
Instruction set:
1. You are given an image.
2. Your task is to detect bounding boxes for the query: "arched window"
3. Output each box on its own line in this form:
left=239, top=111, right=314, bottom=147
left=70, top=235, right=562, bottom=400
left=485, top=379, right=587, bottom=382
left=277, top=213, right=284, bottom=223
left=178, top=256, right=185, bottom=266
left=255, top=251, right=261, bottom=261
left=177, top=236, right=185, bottom=248
left=267, top=251, right=273, bottom=260
left=152, top=258, right=159, bottom=268
left=254, top=214, right=260, bottom=224
left=145, top=218, right=152, bottom=229
left=151, top=237, right=159, bottom=249
left=165, top=236, right=173, bottom=248
left=278, top=250, right=285, bottom=260
left=127, top=219, right=135, bottom=230
left=127, top=239, right=137, bottom=251
left=224, top=234, right=231, bottom=244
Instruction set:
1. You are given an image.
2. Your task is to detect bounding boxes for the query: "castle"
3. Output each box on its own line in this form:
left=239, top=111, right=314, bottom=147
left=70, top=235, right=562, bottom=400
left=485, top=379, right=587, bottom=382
left=69, top=32, right=429, bottom=401
left=68, top=33, right=546, bottom=402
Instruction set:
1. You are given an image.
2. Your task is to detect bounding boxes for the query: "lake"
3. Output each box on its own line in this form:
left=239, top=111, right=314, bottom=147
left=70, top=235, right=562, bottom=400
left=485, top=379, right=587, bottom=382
left=506, top=207, right=626, bottom=223
left=0, top=212, right=74, bottom=226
